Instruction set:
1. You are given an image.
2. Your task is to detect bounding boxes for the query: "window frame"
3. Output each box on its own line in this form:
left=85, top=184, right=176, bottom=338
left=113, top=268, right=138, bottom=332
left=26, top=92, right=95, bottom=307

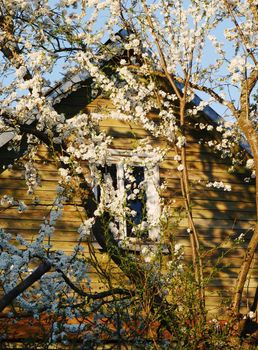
left=92, top=149, right=161, bottom=242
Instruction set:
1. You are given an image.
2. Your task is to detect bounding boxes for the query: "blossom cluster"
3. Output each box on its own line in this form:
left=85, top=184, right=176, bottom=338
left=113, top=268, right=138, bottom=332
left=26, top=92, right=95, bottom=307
left=206, top=181, right=231, bottom=192
left=0, top=195, right=27, bottom=212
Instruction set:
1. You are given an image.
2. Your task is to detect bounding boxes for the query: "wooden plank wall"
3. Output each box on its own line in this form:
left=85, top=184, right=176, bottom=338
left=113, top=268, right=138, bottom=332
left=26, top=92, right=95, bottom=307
left=0, top=146, right=118, bottom=298
left=0, top=96, right=257, bottom=318
left=86, top=97, right=257, bottom=315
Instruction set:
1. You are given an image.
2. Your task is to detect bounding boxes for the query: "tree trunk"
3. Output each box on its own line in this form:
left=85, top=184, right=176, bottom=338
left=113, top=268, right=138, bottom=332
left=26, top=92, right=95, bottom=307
left=232, top=111, right=258, bottom=314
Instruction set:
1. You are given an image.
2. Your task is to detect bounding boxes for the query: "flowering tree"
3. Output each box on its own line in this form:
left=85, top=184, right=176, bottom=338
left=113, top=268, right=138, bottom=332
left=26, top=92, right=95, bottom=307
left=0, top=0, right=257, bottom=348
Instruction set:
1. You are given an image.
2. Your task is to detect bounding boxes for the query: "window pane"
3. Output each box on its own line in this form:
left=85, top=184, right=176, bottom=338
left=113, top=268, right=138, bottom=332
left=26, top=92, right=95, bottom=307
left=96, top=164, right=117, bottom=201
left=96, top=163, right=149, bottom=239
left=125, top=166, right=147, bottom=237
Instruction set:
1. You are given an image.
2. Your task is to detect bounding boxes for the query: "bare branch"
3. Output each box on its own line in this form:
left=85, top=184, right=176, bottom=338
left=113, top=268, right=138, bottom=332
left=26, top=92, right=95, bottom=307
left=57, top=268, right=131, bottom=300
left=232, top=223, right=258, bottom=313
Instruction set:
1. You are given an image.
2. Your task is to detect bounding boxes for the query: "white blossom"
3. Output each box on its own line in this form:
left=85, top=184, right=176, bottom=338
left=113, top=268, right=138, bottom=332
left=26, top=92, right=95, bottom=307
left=177, top=164, right=184, bottom=171
left=206, top=181, right=231, bottom=191
left=246, top=159, right=254, bottom=169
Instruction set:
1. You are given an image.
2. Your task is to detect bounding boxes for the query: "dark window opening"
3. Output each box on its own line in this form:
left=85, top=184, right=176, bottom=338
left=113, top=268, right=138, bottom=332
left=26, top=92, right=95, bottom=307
left=96, top=164, right=117, bottom=202
left=125, top=166, right=147, bottom=238
left=96, top=164, right=147, bottom=238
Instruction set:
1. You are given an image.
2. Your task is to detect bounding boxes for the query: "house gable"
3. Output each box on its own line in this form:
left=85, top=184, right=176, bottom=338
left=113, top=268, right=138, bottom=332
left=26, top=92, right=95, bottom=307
left=0, top=86, right=257, bottom=344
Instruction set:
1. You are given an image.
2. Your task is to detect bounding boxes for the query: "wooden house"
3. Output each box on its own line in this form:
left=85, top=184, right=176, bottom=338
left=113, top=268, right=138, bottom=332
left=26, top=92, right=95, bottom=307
left=0, top=44, right=257, bottom=344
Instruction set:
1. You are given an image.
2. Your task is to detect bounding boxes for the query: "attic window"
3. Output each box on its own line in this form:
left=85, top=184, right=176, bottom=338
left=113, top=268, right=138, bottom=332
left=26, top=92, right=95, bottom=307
left=93, top=151, right=160, bottom=242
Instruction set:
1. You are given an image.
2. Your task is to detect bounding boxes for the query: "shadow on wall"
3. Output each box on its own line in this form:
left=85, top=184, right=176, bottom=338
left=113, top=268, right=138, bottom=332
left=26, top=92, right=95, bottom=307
left=194, top=133, right=256, bottom=314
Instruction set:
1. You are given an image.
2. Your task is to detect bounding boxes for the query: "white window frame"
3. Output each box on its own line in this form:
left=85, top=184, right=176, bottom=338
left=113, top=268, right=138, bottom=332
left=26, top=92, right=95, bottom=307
left=92, top=149, right=160, bottom=242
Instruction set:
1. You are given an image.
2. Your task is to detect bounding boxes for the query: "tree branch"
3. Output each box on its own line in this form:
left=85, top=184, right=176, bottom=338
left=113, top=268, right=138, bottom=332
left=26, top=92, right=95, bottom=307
left=232, top=67, right=258, bottom=314
left=19, top=124, right=54, bottom=147
left=57, top=268, right=131, bottom=300
left=175, top=77, right=238, bottom=116
left=247, top=0, right=258, bottom=26
left=141, top=0, right=183, bottom=102
left=126, top=64, right=238, bottom=117
left=232, top=223, right=258, bottom=313
left=0, top=15, right=32, bottom=80
left=0, top=261, right=51, bottom=313
left=223, top=0, right=257, bottom=65
left=81, top=188, right=177, bottom=334
left=240, top=68, right=258, bottom=111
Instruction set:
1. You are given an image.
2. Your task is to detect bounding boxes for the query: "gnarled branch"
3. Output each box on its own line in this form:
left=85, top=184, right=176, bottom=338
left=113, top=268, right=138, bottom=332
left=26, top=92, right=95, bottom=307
left=0, top=261, right=51, bottom=313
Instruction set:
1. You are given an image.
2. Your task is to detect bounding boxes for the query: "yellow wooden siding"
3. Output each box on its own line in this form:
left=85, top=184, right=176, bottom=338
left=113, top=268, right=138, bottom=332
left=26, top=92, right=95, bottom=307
left=0, top=155, right=115, bottom=296
left=90, top=100, right=256, bottom=314
left=0, top=97, right=257, bottom=316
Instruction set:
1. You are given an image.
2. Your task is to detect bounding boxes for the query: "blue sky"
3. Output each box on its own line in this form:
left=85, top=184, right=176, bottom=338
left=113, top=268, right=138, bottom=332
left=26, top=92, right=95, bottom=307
left=2, top=0, right=252, bottom=122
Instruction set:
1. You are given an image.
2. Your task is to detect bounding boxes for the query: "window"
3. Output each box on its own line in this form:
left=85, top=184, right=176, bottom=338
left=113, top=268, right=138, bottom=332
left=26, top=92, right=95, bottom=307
left=92, top=150, right=160, bottom=242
